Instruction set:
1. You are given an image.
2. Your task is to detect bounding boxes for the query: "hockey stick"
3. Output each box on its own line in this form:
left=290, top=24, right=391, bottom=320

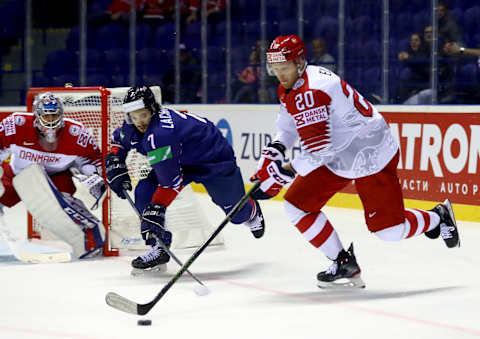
left=106, top=181, right=260, bottom=315
left=0, top=210, right=71, bottom=264
left=122, top=189, right=209, bottom=294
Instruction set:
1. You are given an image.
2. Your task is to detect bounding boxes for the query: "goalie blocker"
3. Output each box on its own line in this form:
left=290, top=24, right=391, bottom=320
left=12, top=164, right=105, bottom=259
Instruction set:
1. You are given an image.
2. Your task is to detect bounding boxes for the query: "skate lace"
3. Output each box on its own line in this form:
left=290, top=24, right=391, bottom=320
left=140, top=245, right=161, bottom=262
left=245, top=214, right=263, bottom=231
left=325, top=261, right=338, bottom=275
left=440, top=223, right=455, bottom=239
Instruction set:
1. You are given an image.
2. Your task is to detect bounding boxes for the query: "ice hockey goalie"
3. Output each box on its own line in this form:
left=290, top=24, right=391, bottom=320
left=0, top=92, right=106, bottom=258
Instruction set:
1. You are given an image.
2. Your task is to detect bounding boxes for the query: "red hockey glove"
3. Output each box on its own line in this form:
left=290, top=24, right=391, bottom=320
left=255, top=141, right=287, bottom=172
left=250, top=160, right=295, bottom=200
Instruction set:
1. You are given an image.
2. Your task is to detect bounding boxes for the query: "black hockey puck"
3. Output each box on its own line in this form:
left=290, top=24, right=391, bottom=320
left=137, top=319, right=152, bottom=326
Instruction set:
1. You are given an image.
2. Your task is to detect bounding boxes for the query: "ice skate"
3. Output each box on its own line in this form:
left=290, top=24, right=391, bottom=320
left=244, top=200, right=265, bottom=238
left=426, top=199, right=460, bottom=248
left=317, top=243, right=365, bottom=289
left=131, top=243, right=170, bottom=276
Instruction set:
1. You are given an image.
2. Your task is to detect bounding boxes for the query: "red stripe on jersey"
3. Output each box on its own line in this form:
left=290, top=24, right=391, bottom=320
left=405, top=209, right=418, bottom=238
left=416, top=209, right=431, bottom=233
left=310, top=220, right=334, bottom=248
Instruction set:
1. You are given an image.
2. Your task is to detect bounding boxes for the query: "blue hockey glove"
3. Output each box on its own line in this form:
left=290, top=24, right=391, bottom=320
left=105, top=153, right=132, bottom=199
left=141, top=202, right=172, bottom=247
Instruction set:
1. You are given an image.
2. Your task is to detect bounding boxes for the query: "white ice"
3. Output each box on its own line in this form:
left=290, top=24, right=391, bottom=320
left=1, top=194, right=479, bottom=339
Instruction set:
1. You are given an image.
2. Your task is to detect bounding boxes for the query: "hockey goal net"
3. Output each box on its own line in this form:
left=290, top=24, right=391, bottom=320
left=25, top=86, right=223, bottom=256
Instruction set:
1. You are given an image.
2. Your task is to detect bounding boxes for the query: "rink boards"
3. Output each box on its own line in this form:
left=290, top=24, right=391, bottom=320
left=1, top=104, right=479, bottom=222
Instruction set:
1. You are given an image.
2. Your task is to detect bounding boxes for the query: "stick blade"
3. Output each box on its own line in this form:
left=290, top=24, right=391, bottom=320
left=16, top=250, right=72, bottom=264
left=105, top=292, right=140, bottom=315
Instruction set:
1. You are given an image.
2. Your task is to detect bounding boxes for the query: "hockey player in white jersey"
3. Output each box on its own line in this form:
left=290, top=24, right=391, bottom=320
left=250, top=34, right=460, bottom=289
left=0, top=92, right=106, bottom=260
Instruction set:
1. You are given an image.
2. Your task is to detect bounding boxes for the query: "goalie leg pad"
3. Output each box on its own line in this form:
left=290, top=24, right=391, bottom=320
left=12, top=164, right=104, bottom=258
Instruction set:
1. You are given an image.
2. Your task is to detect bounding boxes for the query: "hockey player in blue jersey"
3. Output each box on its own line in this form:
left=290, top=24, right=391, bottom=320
left=105, top=86, right=265, bottom=272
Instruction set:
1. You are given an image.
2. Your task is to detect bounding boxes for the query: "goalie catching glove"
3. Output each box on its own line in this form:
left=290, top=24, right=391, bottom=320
left=250, top=160, right=295, bottom=200
left=105, top=153, right=132, bottom=199
left=141, top=202, right=172, bottom=247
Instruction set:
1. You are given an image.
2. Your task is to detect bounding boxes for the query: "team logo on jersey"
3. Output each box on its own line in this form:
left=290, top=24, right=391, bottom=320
left=293, top=105, right=328, bottom=128
left=77, top=129, right=90, bottom=148
left=216, top=119, right=233, bottom=146
left=0, top=122, right=4, bottom=133
left=15, top=116, right=26, bottom=126
left=69, top=125, right=80, bottom=136
left=147, top=145, right=172, bottom=165
left=293, top=78, right=305, bottom=90
left=4, top=116, right=16, bottom=136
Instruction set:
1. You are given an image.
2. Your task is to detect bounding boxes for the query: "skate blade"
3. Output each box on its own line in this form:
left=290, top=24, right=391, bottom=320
left=317, top=275, right=366, bottom=290
left=130, top=264, right=167, bottom=277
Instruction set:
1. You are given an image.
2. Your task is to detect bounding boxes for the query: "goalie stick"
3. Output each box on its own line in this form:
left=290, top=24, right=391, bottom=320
left=105, top=181, right=261, bottom=315
left=0, top=210, right=71, bottom=264
left=122, top=189, right=209, bottom=294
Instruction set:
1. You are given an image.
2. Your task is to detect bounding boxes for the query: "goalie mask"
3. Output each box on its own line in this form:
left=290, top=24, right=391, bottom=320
left=33, top=92, right=65, bottom=143
left=123, top=86, right=161, bottom=125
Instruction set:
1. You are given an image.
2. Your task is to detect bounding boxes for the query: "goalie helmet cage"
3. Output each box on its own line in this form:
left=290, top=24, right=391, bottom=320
left=25, top=86, right=223, bottom=257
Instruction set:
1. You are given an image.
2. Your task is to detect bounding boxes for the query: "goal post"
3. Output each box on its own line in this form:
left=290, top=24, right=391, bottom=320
left=25, top=86, right=223, bottom=256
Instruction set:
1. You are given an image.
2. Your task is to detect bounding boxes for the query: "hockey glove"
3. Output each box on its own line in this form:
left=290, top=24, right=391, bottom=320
left=105, top=153, right=132, bottom=199
left=250, top=160, right=295, bottom=200
left=141, top=202, right=172, bottom=247
left=80, top=173, right=106, bottom=201
left=255, top=141, right=286, bottom=172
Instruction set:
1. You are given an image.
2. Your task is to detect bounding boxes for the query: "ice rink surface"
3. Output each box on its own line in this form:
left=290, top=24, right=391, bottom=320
left=1, top=194, right=479, bottom=339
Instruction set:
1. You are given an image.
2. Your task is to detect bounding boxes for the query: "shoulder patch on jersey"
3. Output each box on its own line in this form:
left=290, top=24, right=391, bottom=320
left=69, top=125, right=81, bottom=136
left=15, top=115, right=26, bottom=126
left=4, top=116, right=16, bottom=136
left=76, top=128, right=93, bottom=148
left=147, top=145, right=172, bottom=165
left=293, top=78, right=305, bottom=90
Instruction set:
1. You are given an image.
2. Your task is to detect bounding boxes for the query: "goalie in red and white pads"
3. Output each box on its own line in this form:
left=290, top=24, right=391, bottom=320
left=251, top=35, right=460, bottom=289
left=0, top=92, right=106, bottom=260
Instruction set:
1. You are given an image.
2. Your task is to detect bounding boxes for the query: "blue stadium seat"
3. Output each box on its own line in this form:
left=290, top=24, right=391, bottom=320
left=110, top=74, right=129, bottom=87
left=450, top=7, right=463, bottom=23
left=86, top=73, right=109, bottom=87
left=362, top=40, right=381, bottom=60
left=152, top=22, right=176, bottom=50
left=95, top=24, right=127, bottom=51
left=278, top=19, right=298, bottom=36
left=142, top=73, right=165, bottom=88
left=457, top=63, right=478, bottom=84
left=413, top=10, right=429, bottom=33
left=103, top=48, right=130, bottom=75
left=66, top=25, right=96, bottom=51
left=32, top=74, right=50, bottom=87
left=134, top=23, right=153, bottom=50
left=84, top=49, right=103, bottom=74
left=137, top=48, right=171, bottom=74
left=464, top=6, right=480, bottom=37
left=44, top=50, right=77, bottom=77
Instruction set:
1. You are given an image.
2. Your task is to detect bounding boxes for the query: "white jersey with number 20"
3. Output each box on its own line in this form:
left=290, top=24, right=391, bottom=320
left=274, top=65, right=398, bottom=179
